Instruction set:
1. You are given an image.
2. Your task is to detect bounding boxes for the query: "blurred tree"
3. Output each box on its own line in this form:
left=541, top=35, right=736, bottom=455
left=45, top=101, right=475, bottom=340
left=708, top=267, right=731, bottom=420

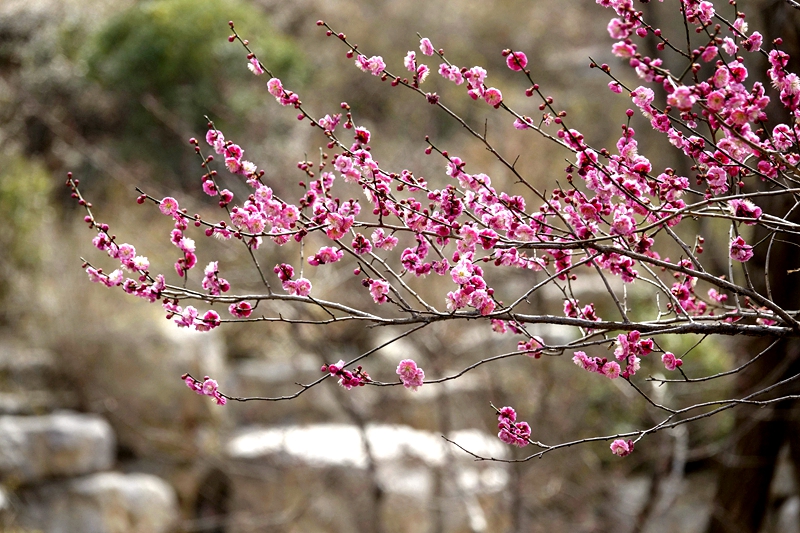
left=706, top=2, right=800, bottom=532
left=83, top=0, right=306, bottom=188
left=0, top=154, right=52, bottom=327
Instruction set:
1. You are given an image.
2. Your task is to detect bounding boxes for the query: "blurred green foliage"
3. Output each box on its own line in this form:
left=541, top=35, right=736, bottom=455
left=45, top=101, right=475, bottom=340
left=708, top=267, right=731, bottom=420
left=0, top=154, right=51, bottom=267
left=0, top=153, right=52, bottom=324
left=83, top=0, right=306, bottom=184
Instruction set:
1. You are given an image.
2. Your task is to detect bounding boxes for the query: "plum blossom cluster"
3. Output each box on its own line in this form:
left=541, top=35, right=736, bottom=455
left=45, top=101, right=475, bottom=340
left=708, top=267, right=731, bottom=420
left=119, top=273, right=166, bottom=303
left=68, top=173, right=166, bottom=305
left=86, top=231, right=165, bottom=302
left=573, top=351, right=622, bottom=380
left=730, top=236, right=754, bottom=262
left=597, top=2, right=794, bottom=264
left=355, top=54, right=386, bottom=76
left=661, top=352, right=683, bottom=372
left=610, top=438, right=634, bottom=457
left=266, top=77, right=300, bottom=106
left=563, top=299, right=602, bottom=326
left=170, top=227, right=197, bottom=278
left=409, top=35, right=508, bottom=107
left=403, top=50, right=430, bottom=85
left=229, top=301, right=253, bottom=318
left=573, top=331, right=659, bottom=379
left=446, top=258, right=496, bottom=316
left=613, top=330, right=653, bottom=378
left=322, top=360, right=371, bottom=390
left=156, top=196, right=204, bottom=278
left=273, top=263, right=312, bottom=297
left=517, top=336, right=545, bottom=358
left=89, top=229, right=152, bottom=286
left=728, top=199, right=762, bottom=224
left=496, top=406, right=531, bottom=447
left=437, top=61, right=503, bottom=107
left=70, top=0, right=800, bottom=461
left=396, top=359, right=425, bottom=391
left=183, top=374, right=227, bottom=405
left=364, top=278, right=391, bottom=304
left=308, top=246, right=344, bottom=266
left=225, top=177, right=301, bottom=247
left=203, top=130, right=257, bottom=182
left=202, top=261, right=230, bottom=295
left=163, top=301, right=221, bottom=332
left=85, top=265, right=123, bottom=288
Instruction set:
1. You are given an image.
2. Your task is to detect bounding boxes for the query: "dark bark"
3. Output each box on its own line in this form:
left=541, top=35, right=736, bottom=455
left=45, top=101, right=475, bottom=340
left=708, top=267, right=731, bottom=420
left=707, top=4, right=800, bottom=531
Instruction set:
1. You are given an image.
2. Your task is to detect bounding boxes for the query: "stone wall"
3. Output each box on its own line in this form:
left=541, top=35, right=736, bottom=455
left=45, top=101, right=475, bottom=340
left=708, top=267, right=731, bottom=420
left=0, top=412, right=178, bottom=533
left=0, top=341, right=179, bottom=533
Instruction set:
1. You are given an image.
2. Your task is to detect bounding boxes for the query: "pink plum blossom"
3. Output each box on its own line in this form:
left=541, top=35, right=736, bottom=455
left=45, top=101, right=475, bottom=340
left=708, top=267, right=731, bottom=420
left=229, top=301, right=253, bottom=318
left=483, top=87, right=503, bottom=107
left=319, top=113, right=342, bottom=131
left=728, top=199, right=762, bottom=224
left=372, top=228, right=399, bottom=250
left=159, top=197, right=179, bottom=216
left=497, top=406, right=531, bottom=447
left=396, top=359, right=425, bottom=391
left=667, top=86, right=697, bottom=111
left=369, top=279, right=390, bottom=303
left=247, top=57, right=264, bottom=75
left=506, top=51, right=528, bottom=71
left=610, top=439, right=634, bottom=457
left=438, top=64, right=464, bottom=85
left=323, top=360, right=371, bottom=390
left=722, top=37, right=738, bottom=55
left=202, top=262, right=230, bottom=295
left=662, top=352, right=683, bottom=371
left=355, top=55, right=386, bottom=76
left=308, top=246, right=344, bottom=265
left=267, top=77, right=283, bottom=98
left=284, top=278, right=312, bottom=296
left=419, top=37, right=434, bottom=56
left=183, top=375, right=226, bottom=405
left=700, top=45, right=718, bottom=62
left=730, top=236, right=754, bottom=262
left=518, top=336, right=545, bottom=358
left=404, top=51, right=416, bottom=71
left=513, top=117, right=532, bottom=129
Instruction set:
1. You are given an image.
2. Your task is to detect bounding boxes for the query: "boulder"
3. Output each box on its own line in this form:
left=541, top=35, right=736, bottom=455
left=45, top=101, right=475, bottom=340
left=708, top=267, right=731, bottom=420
left=0, top=411, right=115, bottom=484
left=17, top=471, right=178, bottom=533
left=0, top=486, right=11, bottom=529
left=213, top=423, right=510, bottom=532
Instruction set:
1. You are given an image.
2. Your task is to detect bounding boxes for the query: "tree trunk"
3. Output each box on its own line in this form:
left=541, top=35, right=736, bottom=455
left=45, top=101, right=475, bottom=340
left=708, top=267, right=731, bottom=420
left=707, top=3, right=800, bottom=531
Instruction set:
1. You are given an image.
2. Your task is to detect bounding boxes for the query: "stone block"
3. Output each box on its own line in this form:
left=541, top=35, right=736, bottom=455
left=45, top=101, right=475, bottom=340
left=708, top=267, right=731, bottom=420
left=17, top=472, right=178, bottom=533
left=214, top=423, right=511, bottom=532
left=0, top=411, right=115, bottom=484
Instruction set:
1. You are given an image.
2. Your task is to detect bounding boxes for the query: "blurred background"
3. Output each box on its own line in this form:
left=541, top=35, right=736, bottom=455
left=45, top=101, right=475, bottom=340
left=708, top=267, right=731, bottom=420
left=0, top=0, right=799, bottom=531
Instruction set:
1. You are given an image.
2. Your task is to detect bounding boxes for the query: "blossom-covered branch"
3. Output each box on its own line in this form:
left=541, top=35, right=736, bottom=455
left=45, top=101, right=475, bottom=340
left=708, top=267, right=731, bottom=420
left=70, top=0, right=800, bottom=460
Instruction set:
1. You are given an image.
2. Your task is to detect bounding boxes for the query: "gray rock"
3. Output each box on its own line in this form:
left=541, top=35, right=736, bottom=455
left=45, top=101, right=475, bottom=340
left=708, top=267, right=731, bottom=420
left=218, top=423, right=510, bottom=532
left=0, top=485, right=11, bottom=529
left=0, top=411, right=115, bottom=484
left=0, top=391, right=76, bottom=416
left=18, top=472, right=178, bottom=533
left=774, top=496, right=800, bottom=533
